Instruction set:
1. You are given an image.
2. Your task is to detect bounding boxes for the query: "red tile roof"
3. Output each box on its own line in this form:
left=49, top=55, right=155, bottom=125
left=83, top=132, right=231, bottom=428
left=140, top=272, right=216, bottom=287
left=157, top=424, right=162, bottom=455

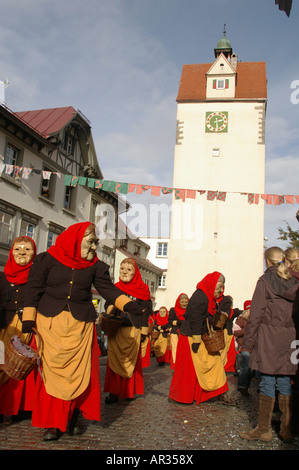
left=14, top=106, right=77, bottom=138
left=176, top=61, right=267, bottom=102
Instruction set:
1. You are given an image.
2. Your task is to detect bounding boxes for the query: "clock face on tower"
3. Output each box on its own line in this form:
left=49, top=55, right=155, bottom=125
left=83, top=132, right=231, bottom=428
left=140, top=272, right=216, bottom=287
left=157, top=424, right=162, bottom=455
left=205, top=111, right=228, bottom=133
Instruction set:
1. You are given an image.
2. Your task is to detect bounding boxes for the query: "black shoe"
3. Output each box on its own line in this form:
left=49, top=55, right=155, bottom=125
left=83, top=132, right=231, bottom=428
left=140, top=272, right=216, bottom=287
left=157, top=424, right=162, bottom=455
left=68, top=409, right=86, bottom=436
left=238, top=387, right=250, bottom=396
left=43, top=428, right=61, bottom=441
left=105, top=393, right=118, bottom=404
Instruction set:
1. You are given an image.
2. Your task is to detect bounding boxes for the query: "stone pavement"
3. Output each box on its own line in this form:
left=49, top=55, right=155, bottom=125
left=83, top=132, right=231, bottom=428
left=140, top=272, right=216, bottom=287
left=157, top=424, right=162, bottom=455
left=0, top=355, right=299, bottom=453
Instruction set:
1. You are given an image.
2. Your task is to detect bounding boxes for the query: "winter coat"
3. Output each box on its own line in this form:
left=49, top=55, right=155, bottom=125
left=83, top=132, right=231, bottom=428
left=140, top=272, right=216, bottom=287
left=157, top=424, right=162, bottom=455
left=243, top=265, right=298, bottom=376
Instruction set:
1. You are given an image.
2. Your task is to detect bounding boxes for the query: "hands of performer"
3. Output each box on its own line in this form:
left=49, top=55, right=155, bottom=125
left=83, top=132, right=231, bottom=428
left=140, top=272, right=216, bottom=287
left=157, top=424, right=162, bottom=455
left=124, top=301, right=145, bottom=316
left=22, top=320, right=36, bottom=333
left=191, top=335, right=201, bottom=353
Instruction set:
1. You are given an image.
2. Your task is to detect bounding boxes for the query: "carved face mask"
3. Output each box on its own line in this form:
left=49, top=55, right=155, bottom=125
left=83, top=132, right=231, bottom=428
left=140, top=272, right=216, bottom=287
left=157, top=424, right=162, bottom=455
left=119, top=262, right=135, bottom=283
left=12, top=241, right=35, bottom=266
left=80, top=231, right=99, bottom=261
left=214, top=279, right=225, bottom=299
left=179, top=295, right=188, bottom=309
left=159, top=307, right=167, bottom=318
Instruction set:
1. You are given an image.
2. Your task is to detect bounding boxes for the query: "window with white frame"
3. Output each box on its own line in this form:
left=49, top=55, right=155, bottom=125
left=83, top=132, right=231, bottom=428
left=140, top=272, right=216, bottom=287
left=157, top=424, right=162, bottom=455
left=158, top=274, right=167, bottom=288
left=5, top=144, right=19, bottom=166
left=64, top=185, right=76, bottom=211
left=157, top=242, right=168, bottom=257
left=47, top=223, right=64, bottom=250
left=0, top=211, right=13, bottom=244
left=20, top=220, right=36, bottom=239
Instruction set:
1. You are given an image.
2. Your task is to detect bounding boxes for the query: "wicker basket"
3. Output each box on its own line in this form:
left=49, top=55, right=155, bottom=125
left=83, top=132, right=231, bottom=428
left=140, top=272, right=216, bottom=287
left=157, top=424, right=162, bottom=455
left=2, top=329, right=41, bottom=381
left=100, top=313, right=123, bottom=337
left=212, top=311, right=228, bottom=329
left=202, top=319, right=225, bottom=354
left=151, top=330, right=160, bottom=340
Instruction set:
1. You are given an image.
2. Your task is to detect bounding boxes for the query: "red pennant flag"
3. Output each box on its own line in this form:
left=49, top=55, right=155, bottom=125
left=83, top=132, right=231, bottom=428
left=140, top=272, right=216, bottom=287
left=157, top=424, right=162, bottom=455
left=217, top=191, right=226, bottom=202
left=175, top=189, right=186, bottom=201
left=248, top=194, right=254, bottom=204
left=273, top=195, right=285, bottom=205
left=150, top=186, right=161, bottom=196
left=128, top=184, right=136, bottom=193
left=186, top=189, right=196, bottom=199
left=261, top=194, right=273, bottom=204
left=285, top=195, right=294, bottom=204
left=207, top=191, right=218, bottom=200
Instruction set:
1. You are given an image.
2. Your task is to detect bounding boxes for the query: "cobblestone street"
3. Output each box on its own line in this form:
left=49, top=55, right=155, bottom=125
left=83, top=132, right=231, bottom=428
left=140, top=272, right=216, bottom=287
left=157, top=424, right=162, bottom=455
left=0, top=355, right=298, bottom=455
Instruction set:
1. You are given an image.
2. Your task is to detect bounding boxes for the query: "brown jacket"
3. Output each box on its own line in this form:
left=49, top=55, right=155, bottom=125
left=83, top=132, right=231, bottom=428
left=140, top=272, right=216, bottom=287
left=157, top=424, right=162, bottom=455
left=243, top=266, right=298, bottom=376
left=0, top=273, right=27, bottom=327
left=24, top=252, right=126, bottom=323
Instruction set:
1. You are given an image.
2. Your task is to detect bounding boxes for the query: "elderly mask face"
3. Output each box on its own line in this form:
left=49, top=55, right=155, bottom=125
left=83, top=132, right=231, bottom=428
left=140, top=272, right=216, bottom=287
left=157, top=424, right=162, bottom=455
left=214, top=279, right=225, bottom=299
left=119, top=262, right=135, bottom=283
left=81, top=231, right=99, bottom=260
left=159, top=307, right=167, bottom=317
left=179, top=295, right=188, bottom=309
left=12, top=241, right=35, bottom=266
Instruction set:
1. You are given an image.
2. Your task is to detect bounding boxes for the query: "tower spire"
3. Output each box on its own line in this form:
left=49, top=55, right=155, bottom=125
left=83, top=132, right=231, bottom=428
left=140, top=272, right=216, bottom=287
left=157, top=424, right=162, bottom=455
left=214, top=25, right=232, bottom=59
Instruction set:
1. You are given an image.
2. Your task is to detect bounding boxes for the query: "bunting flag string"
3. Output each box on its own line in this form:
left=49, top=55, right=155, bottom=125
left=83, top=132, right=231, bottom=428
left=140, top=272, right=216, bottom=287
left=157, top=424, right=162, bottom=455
left=64, top=174, right=299, bottom=206
left=1, top=163, right=298, bottom=206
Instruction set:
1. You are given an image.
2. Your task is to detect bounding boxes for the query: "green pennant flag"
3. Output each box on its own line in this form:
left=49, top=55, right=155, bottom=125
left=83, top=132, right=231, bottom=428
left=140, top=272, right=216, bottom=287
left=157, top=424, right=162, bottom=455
left=116, top=182, right=129, bottom=194
left=78, top=177, right=87, bottom=186
left=88, top=178, right=96, bottom=188
left=64, top=175, right=72, bottom=186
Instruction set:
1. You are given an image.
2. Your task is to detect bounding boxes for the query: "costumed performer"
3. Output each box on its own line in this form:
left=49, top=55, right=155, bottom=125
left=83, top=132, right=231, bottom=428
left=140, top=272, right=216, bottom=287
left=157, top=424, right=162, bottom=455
left=153, top=306, right=170, bottom=366
left=168, top=272, right=235, bottom=406
left=168, top=293, right=188, bottom=369
left=0, top=237, right=37, bottom=419
left=104, top=258, right=152, bottom=404
left=21, top=222, right=143, bottom=441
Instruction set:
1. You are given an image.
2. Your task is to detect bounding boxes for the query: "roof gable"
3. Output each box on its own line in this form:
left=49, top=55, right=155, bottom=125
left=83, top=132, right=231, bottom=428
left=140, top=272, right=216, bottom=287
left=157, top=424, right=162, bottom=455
left=206, top=53, right=236, bottom=76
left=14, top=106, right=77, bottom=138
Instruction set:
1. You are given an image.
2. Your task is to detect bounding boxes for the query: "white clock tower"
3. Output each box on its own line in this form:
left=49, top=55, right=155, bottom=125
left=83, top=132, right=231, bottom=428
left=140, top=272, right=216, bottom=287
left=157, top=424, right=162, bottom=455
left=166, top=28, right=267, bottom=308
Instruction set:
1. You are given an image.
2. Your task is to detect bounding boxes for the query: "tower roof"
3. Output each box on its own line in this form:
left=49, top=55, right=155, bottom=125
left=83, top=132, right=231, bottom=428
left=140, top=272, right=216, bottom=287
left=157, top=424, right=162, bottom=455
left=176, top=61, right=267, bottom=102
left=214, top=25, right=232, bottom=58
left=216, top=27, right=231, bottom=50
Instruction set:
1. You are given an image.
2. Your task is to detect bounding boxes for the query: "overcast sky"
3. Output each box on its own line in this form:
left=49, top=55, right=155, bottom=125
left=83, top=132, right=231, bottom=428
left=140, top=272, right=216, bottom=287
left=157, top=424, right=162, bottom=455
left=0, top=0, right=298, bottom=246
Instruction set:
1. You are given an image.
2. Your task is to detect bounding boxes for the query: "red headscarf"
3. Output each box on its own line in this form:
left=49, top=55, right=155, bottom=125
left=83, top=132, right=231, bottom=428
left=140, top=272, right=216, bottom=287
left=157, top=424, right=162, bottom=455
left=155, top=307, right=169, bottom=326
left=174, top=293, right=189, bottom=320
left=48, top=222, right=98, bottom=269
left=115, top=258, right=151, bottom=300
left=196, top=271, right=224, bottom=315
left=4, top=236, right=36, bottom=285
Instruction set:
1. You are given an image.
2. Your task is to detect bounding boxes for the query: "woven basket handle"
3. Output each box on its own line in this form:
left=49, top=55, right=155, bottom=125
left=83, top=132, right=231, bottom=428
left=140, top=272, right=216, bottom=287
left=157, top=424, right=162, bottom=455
left=206, top=318, right=213, bottom=337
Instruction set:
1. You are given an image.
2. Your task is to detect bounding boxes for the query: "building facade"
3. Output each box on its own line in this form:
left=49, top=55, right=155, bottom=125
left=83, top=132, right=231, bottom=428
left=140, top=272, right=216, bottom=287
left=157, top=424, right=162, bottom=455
left=0, top=104, right=124, bottom=311
left=140, top=237, right=169, bottom=308
left=166, top=31, right=267, bottom=308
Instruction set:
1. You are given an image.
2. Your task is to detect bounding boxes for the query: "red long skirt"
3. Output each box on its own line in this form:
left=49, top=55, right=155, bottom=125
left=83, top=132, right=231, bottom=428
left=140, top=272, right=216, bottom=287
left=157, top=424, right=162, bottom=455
left=142, top=340, right=151, bottom=368
left=0, top=334, right=38, bottom=416
left=31, top=328, right=101, bottom=432
left=168, top=335, right=228, bottom=404
left=104, top=347, right=144, bottom=399
left=224, top=337, right=236, bottom=373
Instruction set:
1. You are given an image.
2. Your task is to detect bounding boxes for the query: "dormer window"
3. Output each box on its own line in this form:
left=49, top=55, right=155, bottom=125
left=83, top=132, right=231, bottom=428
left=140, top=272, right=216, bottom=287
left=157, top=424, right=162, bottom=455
left=213, top=79, right=229, bottom=90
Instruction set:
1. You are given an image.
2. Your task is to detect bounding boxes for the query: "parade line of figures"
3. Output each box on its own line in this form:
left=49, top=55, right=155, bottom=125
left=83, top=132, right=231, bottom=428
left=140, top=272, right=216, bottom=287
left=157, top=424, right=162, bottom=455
left=0, top=222, right=299, bottom=444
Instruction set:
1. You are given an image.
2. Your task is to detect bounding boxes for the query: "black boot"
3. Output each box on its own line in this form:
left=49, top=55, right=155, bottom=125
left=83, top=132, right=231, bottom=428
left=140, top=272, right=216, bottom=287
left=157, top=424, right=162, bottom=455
left=68, top=409, right=86, bottom=436
left=43, top=428, right=61, bottom=441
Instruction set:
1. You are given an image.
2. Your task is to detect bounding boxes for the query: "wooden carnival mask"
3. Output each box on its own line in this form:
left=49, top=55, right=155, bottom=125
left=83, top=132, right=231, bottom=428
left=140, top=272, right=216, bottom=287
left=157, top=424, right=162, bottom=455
left=119, top=260, right=135, bottom=283
left=12, top=240, right=35, bottom=266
